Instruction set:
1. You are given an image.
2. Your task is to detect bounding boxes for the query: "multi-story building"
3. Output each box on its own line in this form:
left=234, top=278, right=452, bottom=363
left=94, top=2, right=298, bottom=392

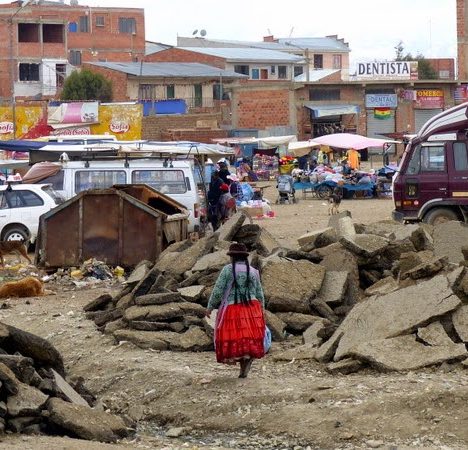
left=0, top=0, right=144, bottom=100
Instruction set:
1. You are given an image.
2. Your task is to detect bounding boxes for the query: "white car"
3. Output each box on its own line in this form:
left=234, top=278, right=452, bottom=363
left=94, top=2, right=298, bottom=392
left=0, top=183, right=63, bottom=243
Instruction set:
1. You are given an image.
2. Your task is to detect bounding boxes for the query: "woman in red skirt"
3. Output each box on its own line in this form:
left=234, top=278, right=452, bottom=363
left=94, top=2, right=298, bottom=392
left=206, top=243, right=266, bottom=378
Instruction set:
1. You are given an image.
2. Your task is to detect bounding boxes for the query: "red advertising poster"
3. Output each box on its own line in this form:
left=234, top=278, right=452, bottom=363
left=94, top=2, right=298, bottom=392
left=414, top=89, right=444, bottom=109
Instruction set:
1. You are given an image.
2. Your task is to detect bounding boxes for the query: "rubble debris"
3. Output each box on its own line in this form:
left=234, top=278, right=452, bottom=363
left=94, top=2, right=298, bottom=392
left=326, top=358, right=362, bottom=375
left=364, top=277, right=399, bottom=297
left=0, top=321, right=130, bottom=442
left=349, top=334, right=467, bottom=371
left=264, top=311, right=286, bottom=342
left=417, top=322, right=455, bottom=347
left=315, top=271, right=348, bottom=306
left=452, top=305, right=468, bottom=342
left=275, top=312, right=323, bottom=334
left=272, top=344, right=316, bottom=361
left=297, top=227, right=337, bottom=250
left=217, top=211, right=246, bottom=242
left=433, top=221, right=468, bottom=263
left=302, top=319, right=333, bottom=348
left=401, top=255, right=448, bottom=280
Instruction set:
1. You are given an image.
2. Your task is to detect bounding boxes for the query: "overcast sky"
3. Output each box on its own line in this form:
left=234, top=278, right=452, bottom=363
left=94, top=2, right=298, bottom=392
left=13, top=0, right=459, bottom=62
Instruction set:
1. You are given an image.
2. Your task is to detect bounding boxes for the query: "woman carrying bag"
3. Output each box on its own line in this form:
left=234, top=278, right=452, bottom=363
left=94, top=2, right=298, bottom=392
left=206, top=243, right=270, bottom=378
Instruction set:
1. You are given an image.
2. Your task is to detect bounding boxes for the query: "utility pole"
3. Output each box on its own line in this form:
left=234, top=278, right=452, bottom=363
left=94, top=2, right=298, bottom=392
left=9, top=0, right=32, bottom=139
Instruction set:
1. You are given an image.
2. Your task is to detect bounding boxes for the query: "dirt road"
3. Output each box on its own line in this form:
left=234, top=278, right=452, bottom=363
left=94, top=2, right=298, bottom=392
left=0, top=196, right=467, bottom=450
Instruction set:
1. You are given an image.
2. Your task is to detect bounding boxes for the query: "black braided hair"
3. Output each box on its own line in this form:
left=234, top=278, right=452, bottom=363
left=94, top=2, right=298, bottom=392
left=231, top=255, right=250, bottom=305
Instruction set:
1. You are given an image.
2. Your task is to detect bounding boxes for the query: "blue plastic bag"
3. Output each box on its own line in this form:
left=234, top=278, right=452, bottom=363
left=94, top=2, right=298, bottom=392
left=264, top=326, right=272, bottom=353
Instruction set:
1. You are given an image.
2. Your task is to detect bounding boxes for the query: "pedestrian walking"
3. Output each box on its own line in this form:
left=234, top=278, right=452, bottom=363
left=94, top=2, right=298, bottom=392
left=206, top=243, right=268, bottom=378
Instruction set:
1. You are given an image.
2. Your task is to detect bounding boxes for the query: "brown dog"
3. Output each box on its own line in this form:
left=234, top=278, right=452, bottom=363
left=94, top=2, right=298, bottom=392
left=0, top=241, right=31, bottom=266
left=0, top=277, right=45, bottom=298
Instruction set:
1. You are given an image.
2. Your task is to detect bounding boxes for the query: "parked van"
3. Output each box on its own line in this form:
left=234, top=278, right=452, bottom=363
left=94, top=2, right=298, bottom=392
left=392, top=102, right=468, bottom=225
left=26, top=158, right=203, bottom=232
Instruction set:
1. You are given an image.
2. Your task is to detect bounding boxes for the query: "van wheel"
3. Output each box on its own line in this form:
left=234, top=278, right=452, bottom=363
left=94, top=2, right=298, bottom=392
left=423, top=208, right=459, bottom=226
left=2, top=226, right=29, bottom=242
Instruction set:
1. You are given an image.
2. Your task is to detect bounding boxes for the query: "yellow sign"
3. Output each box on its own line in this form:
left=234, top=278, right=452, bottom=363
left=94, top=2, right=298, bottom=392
left=0, top=106, right=43, bottom=141
left=91, top=104, right=142, bottom=140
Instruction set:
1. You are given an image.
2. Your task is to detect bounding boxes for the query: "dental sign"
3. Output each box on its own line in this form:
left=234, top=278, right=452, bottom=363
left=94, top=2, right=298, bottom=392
left=356, top=61, right=418, bottom=80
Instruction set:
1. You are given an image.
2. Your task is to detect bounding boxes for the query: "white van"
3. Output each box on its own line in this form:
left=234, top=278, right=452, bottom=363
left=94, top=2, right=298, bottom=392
left=31, top=159, right=203, bottom=232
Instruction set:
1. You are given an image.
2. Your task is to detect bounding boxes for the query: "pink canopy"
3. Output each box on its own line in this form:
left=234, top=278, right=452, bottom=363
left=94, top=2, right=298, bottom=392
left=312, top=133, right=398, bottom=150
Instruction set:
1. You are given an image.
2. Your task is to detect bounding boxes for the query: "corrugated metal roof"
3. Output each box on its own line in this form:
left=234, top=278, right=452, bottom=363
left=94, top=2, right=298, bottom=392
left=177, top=37, right=350, bottom=53
left=145, top=41, right=172, bottom=56
left=88, top=62, right=247, bottom=78
left=295, top=69, right=341, bottom=82
left=180, top=47, right=303, bottom=63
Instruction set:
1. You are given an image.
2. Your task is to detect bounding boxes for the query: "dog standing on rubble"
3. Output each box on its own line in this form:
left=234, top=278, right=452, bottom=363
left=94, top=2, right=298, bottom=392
left=0, top=240, right=31, bottom=266
left=328, top=184, right=344, bottom=215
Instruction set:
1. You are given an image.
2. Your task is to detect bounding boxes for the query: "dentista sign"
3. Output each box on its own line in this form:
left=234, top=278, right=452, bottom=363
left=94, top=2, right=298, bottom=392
left=356, top=61, right=418, bottom=80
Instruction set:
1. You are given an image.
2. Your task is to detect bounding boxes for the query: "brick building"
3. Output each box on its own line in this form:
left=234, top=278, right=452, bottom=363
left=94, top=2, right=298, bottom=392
left=0, top=0, right=144, bottom=100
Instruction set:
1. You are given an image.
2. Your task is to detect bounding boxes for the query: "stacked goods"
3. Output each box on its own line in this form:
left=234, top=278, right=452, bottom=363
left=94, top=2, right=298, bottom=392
left=0, top=322, right=131, bottom=442
left=86, top=211, right=468, bottom=373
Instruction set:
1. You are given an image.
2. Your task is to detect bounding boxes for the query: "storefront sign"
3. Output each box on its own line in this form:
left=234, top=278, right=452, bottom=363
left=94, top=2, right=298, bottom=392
left=365, top=94, right=398, bottom=108
left=414, top=89, right=444, bottom=109
left=0, top=122, right=14, bottom=134
left=110, top=121, right=130, bottom=134
left=52, top=127, right=91, bottom=136
left=356, top=61, right=418, bottom=80
left=454, top=84, right=468, bottom=104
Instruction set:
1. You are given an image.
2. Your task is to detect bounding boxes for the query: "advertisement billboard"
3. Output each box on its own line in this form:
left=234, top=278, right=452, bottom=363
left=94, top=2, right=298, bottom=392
left=355, top=61, right=418, bottom=80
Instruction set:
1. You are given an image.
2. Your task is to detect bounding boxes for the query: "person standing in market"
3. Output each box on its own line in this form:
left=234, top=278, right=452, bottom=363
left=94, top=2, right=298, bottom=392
left=207, top=171, right=223, bottom=230
left=217, top=183, right=236, bottom=224
left=218, top=161, right=231, bottom=184
left=346, top=148, right=360, bottom=170
left=206, top=243, right=267, bottom=378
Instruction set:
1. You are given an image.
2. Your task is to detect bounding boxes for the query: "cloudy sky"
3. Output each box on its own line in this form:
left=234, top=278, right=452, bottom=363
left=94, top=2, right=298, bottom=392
left=13, top=0, right=459, bottom=62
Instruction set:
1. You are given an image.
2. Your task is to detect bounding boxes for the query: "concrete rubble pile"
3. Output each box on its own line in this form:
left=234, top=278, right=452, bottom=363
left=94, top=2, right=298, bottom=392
left=85, top=211, right=468, bottom=373
left=0, top=322, right=132, bottom=442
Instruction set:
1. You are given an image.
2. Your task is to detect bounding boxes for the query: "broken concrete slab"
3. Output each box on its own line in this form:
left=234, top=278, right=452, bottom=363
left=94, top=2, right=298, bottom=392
left=177, top=285, right=205, bottom=303
left=433, top=221, right=468, bottom=264
left=317, top=272, right=461, bottom=362
left=125, top=261, right=152, bottom=286
left=309, top=298, right=339, bottom=323
left=401, top=255, right=448, bottom=280
left=103, top=318, right=127, bottom=335
left=0, top=363, right=19, bottom=395
left=255, top=228, right=281, bottom=256
left=297, top=227, right=337, bottom=249
left=417, top=322, right=455, bottom=347
left=135, top=292, right=183, bottom=306
left=359, top=220, right=405, bottom=239
left=350, top=334, right=467, bottom=371
left=328, top=210, right=352, bottom=231
left=262, top=260, right=325, bottom=314
left=192, top=251, right=230, bottom=272
left=217, top=211, right=246, bottom=242
left=275, top=313, right=323, bottom=334
left=51, top=370, right=88, bottom=407
left=340, top=234, right=389, bottom=258
left=364, top=276, right=399, bottom=297
left=83, top=294, right=113, bottom=312
left=113, top=330, right=170, bottom=350
left=326, top=358, right=362, bottom=375
left=47, top=397, right=130, bottom=443
left=391, top=223, right=421, bottom=242
left=264, top=310, right=286, bottom=342
left=272, top=344, right=316, bottom=361
left=124, top=302, right=206, bottom=323
left=410, top=226, right=434, bottom=251
left=7, top=382, right=48, bottom=417
left=452, top=305, right=468, bottom=342
left=170, top=327, right=213, bottom=352
left=302, top=319, right=332, bottom=347
left=129, top=321, right=184, bottom=333
left=393, top=250, right=434, bottom=277
left=335, top=217, right=356, bottom=239
left=315, top=271, right=348, bottom=305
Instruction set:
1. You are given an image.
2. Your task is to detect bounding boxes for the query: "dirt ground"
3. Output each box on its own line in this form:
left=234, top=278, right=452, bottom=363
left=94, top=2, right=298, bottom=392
left=0, top=195, right=467, bottom=450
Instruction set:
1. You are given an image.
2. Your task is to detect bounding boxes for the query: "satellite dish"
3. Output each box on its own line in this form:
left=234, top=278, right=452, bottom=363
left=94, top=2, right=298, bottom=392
left=192, top=29, right=198, bottom=36
left=200, top=29, right=206, bottom=37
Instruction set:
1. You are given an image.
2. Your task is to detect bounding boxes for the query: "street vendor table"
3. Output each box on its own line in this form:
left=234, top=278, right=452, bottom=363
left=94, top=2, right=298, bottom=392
left=293, top=180, right=375, bottom=200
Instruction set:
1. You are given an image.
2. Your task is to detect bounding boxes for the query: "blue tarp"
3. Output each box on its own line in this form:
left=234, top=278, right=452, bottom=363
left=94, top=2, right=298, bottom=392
left=0, top=140, right=58, bottom=152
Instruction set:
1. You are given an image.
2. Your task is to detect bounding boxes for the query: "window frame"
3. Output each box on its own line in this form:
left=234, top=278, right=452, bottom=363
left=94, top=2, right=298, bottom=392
left=333, top=54, right=342, bottom=70
left=278, top=65, right=287, bottom=79
left=3, top=189, right=44, bottom=208
left=313, top=54, right=324, bottom=69
left=309, top=88, right=341, bottom=101
left=453, top=142, right=468, bottom=171
left=69, top=50, right=82, bottom=66
left=95, top=16, right=105, bottom=27
left=131, top=169, right=188, bottom=194
left=118, top=17, right=136, bottom=34
left=234, top=65, right=249, bottom=76
left=74, top=170, right=127, bottom=194
left=79, top=16, right=89, bottom=33
left=19, top=63, right=40, bottom=82
left=166, top=84, right=175, bottom=99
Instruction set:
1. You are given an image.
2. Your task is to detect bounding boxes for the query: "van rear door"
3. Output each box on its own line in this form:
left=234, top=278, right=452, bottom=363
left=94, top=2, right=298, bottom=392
left=449, top=141, right=468, bottom=201
left=400, top=142, right=449, bottom=216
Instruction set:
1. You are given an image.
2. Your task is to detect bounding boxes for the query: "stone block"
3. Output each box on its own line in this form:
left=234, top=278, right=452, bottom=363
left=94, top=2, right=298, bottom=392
left=452, top=305, right=468, bottom=342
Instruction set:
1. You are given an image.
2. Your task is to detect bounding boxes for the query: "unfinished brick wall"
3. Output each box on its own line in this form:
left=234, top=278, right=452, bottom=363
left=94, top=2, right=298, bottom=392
left=234, top=88, right=291, bottom=129
left=144, top=48, right=226, bottom=69
left=82, top=64, right=129, bottom=101
left=458, top=0, right=467, bottom=79
left=142, top=112, right=223, bottom=140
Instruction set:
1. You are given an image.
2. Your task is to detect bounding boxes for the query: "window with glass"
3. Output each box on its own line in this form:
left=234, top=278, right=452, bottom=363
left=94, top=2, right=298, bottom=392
left=69, top=50, right=82, bottom=66
left=454, top=142, right=468, bottom=171
left=1, top=190, right=44, bottom=208
left=234, top=65, right=249, bottom=75
left=95, top=16, right=105, bottom=27
left=294, top=65, right=304, bottom=77
left=251, top=69, right=259, bottom=80
left=19, top=63, right=40, bottom=82
left=313, top=54, right=323, bottom=69
left=166, top=84, right=175, bottom=99
left=118, top=17, right=136, bottom=34
left=79, top=16, right=89, bottom=33
left=75, top=171, right=126, bottom=193
left=132, top=170, right=187, bottom=194
left=408, top=145, right=446, bottom=174
left=278, top=65, right=287, bottom=79
left=333, top=54, right=342, bottom=69
left=40, top=171, right=64, bottom=190
left=309, top=88, right=340, bottom=101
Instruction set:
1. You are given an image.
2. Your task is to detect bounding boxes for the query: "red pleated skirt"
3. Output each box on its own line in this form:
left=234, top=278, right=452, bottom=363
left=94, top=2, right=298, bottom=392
left=215, top=300, right=266, bottom=363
